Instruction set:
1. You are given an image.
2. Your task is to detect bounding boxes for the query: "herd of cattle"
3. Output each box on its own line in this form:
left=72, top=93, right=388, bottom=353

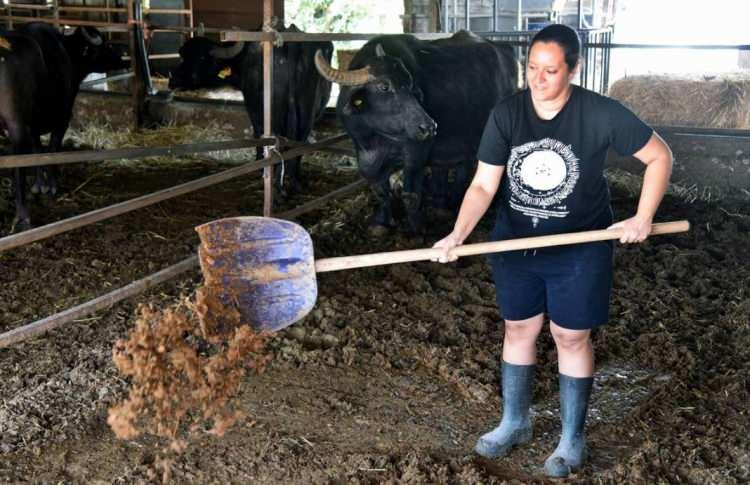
left=0, top=23, right=519, bottom=234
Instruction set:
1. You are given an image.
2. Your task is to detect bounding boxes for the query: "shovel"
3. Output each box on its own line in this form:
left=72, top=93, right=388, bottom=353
left=195, top=217, right=690, bottom=331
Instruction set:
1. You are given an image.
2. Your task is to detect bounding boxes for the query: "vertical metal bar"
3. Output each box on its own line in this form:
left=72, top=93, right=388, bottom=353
left=105, top=0, right=112, bottom=41
left=452, top=0, right=457, bottom=32
left=580, top=31, right=585, bottom=88
left=492, top=0, right=497, bottom=32
left=127, top=0, right=144, bottom=128
left=517, top=0, right=522, bottom=31
left=599, top=31, right=603, bottom=93
left=465, top=0, right=469, bottom=31
left=442, top=0, right=448, bottom=32
left=186, top=0, right=194, bottom=39
left=603, top=30, right=611, bottom=93
left=578, top=0, right=583, bottom=30
left=52, top=0, right=60, bottom=28
left=262, top=0, right=274, bottom=217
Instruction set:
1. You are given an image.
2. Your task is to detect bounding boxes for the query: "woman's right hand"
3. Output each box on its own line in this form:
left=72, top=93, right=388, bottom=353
left=431, top=231, right=464, bottom=263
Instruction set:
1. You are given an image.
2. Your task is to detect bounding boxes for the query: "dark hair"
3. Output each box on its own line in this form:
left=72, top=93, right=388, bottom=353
left=530, top=24, right=581, bottom=70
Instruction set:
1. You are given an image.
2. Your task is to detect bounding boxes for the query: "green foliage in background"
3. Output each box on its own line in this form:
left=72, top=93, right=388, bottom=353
left=286, top=0, right=368, bottom=33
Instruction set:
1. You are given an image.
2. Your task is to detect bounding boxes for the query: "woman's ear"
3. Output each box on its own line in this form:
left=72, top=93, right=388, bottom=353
left=569, top=59, right=582, bottom=81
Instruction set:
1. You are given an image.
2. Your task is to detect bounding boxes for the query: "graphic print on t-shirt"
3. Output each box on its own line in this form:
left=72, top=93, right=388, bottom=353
left=507, top=138, right=580, bottom=228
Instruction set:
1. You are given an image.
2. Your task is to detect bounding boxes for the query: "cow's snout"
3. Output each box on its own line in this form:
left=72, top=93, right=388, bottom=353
left=416, top=119, right=437, bottom=141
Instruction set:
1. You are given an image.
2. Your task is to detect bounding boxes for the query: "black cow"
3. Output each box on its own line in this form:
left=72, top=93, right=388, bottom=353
left=0, top=22, right=127, bottom=231
left=169, top=24, right=334, bottom=193
left=315, top=30, right=518, bottom=234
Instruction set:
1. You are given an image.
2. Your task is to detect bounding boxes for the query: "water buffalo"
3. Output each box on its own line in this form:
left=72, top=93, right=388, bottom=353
left=0, top=22, right=127, bottom=231
left=315, top=31, right=518, bottom=233
left=169, top=24, right=334, bottom=194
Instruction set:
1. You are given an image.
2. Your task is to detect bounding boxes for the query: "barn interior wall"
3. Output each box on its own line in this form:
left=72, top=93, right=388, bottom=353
left=192, top=0, right=284, bottom=30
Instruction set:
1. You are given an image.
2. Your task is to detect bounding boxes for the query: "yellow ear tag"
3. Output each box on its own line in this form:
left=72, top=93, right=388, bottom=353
left=218, top=66, right=232, bottom=79
left=0, top=37, right=11, bottom=51
left=353, top=98, right=363, bottom=106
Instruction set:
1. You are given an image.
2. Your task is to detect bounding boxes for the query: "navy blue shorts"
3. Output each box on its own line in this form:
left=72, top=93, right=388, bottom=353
left=489, top=241, right=614, bottom=330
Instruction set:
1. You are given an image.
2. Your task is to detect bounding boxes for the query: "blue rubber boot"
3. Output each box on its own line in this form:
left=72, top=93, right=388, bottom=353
left=474, top=361, right=535, bottom=458
left=544, top=374, right=594, bottom=478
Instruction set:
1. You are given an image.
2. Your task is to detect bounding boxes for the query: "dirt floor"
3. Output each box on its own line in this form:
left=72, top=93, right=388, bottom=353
left=1, top=93, right=749, bottom=484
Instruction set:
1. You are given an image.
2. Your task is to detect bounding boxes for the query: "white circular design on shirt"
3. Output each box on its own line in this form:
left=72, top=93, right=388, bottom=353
left=506, top=138, right=580, bottom=209
left=518, top=150, right=567, bottom=191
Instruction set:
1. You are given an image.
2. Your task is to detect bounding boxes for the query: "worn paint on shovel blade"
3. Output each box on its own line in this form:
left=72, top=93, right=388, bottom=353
left=196, top=217, right=317, bottom=331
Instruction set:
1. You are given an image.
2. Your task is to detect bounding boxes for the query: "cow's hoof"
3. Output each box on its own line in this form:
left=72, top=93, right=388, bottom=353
left=368, top=224, right=390, bottom=238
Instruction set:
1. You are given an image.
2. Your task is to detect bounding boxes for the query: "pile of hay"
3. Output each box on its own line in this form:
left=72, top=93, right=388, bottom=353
left=608, top=73, right=750, bottom=129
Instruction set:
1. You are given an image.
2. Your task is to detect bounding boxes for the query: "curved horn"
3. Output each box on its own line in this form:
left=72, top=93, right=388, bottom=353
left=314, top=50, right=373, bottom=86
left=80, top=27, right=103, bottom=46
left=210, top=41, right=245, bottom=60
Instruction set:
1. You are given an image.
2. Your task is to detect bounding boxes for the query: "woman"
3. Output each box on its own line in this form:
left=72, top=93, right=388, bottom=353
left=433, top=24, right=672, bottom=477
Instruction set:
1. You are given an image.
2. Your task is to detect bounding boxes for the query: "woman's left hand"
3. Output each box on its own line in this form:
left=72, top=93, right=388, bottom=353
left=608, top=215, right=653, bottom=244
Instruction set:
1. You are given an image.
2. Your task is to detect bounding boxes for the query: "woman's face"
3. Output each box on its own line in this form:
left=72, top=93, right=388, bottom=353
left=526, top=41, right=576, bottom=102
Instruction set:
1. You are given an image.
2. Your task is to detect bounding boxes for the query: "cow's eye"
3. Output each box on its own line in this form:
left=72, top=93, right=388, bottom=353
left=377, top=82, right=391, bottom=92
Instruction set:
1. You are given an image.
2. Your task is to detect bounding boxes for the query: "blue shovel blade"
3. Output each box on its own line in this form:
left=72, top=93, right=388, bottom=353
left=196, top=216, right=318, bottom=331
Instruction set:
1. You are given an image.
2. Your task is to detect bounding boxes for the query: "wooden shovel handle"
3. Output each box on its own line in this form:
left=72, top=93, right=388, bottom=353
left=314, top=220, right=690, bottom=273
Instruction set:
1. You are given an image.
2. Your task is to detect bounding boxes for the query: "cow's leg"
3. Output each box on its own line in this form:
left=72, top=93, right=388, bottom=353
left=402, top=165, right=426, bottom=234
left=280, top=102, right=306, bottom=195
left=31, top=167, right=44, bottom=195
left=282, top=156, right=306, bottom=194
left=9, top=126, right=33, bottom=232
left=369, top=178, right=393, bottom=237
left=12, top=167, right=30, bottom=232
left=273, top=156, right=305, bottom=197
left=30, top=135, right=53, bottom=196
left=43, top=128, right=67, bottom=198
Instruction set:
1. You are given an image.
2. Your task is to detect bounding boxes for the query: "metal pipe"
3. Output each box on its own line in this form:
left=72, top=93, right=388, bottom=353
left=262, top=0, right=275, bottom=217
left=0, top=15, right=129, bottom=30
left=0, top=138, right=278, bottom=169
left=133, top=0, right=154, bottom=96
left=452, top=0, right=457, bottom=32
left=79, top=71, right=135, bottom=88
left=221, top=31, right=454, bottom=42
left=0, top=257, right=199, bottom=349
left=443, top=0, right=448, bottom=32
left=465, top=0, right=470, bottom=31
left=603, top=31, right=611, bottom=93
left=492, top=0, right=498, bottom=32
left=0, top=134, right=348, bottom=252
left=517, top=0, right=522, bottom=32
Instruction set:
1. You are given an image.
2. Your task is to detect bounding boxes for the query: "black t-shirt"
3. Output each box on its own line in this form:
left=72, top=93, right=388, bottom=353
left=477, top=85, right=653, bottom=240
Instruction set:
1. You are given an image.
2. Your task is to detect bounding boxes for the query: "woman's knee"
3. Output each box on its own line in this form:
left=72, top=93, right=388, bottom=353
left=504, top=314, right=543, bottom=344
left=550, top=323, right=590, bottom=351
